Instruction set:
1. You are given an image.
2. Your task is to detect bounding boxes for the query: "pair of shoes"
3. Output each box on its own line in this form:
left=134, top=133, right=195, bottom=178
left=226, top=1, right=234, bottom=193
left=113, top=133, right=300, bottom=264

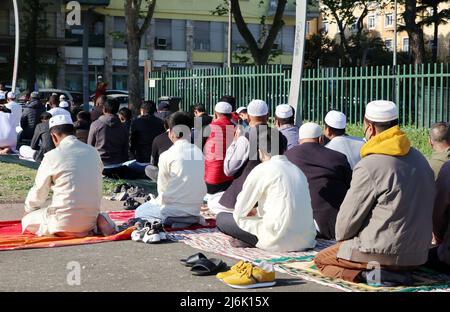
left=114, top=183, right=132, bottom=194
left=127, top=186, right=146, bottom=198
left=217, top=261, right=276, bottom=289
left=123, top=197, right=142, bottom=211
left=131, top=220, right=167, bottom=244
left=180, top=253, right=227, bottom=276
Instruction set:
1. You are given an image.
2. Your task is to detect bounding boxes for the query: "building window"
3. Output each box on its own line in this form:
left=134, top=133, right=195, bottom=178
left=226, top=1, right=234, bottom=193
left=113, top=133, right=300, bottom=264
left=0, top=10, right=8, bottom=35
left=385, top=39, right=393, bottom=51
left=194, top=21, right=210, bottom=51
left=322, top=21, right=329, bottom=33
left=385, top=13, right=394, bottom=28
left=155, top=19, right=172, bottom=50
left=402, top=37, right=409, bottom=52
left=368, top=15, right=376, bottom=29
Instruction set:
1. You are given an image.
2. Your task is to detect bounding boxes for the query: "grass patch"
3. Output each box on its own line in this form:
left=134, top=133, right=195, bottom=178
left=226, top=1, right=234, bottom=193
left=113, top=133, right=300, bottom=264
left=0, top=162, right=124, bottom=204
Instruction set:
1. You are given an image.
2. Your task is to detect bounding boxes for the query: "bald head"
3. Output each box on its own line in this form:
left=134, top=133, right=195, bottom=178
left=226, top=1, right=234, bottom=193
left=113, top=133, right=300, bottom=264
left=429, top=122, right=450, bottom=151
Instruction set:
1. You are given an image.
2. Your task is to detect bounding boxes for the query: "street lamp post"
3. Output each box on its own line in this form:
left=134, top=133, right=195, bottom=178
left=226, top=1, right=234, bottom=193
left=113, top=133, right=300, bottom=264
left=12, top=0, right=19, bottom=94
left=227, top=1, right=232, bottom=69
left=393, top=0, right=399, bottom=105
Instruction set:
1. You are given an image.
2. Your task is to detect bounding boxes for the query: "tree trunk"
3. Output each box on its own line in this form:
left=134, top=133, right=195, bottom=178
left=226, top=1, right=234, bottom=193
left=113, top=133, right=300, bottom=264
left=404, top=0, right=425, bottom=65
left=432, top=3, right=439, bottom=63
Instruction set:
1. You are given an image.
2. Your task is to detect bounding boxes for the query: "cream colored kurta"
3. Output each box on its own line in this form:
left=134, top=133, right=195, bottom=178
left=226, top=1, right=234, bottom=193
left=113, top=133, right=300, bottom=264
left=233, top=155, right=317, bottom=252
left=22, top=135, right=103, bottom=236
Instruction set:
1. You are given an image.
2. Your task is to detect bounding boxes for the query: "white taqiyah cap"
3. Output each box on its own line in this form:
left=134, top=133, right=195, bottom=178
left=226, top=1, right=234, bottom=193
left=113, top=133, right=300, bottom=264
left=275, top=104, right=293, bottom=119
left=7, top=92, right=16, bottom=99
left=299, top=122, right=322, bottom=140
left=325, top=110, right=346, bottom=129
left=365, top=100, right=398, bottom=122
left=215, top=101, right=232, bottom=114
left=49, top=114, right=73, bottom=129
left=236, top=107, right=247, bottom=114
left=247, top=99, right=268, bottom=117
left=59, top=101, right=69, bottom=108
left=59, top=94, right=66, bottom=101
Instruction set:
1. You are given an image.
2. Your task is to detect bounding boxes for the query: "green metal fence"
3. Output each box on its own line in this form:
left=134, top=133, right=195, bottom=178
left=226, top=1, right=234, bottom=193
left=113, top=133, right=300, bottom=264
left=147, top=63, right=450, bottom=128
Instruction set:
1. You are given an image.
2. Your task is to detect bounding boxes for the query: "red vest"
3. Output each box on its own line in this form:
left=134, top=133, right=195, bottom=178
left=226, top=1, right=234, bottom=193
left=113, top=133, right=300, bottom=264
left=204, top=116, right=235, bottom=185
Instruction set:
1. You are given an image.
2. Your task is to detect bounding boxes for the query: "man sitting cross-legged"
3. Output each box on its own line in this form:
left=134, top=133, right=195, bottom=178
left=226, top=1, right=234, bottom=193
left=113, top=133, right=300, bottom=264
left=135, top=112, right=207, bottom=225
left=216, top=127, right=316, bottom=252
left=314, top=100, right=435, bottom=284
left=22, top=115, right=115, bottom=237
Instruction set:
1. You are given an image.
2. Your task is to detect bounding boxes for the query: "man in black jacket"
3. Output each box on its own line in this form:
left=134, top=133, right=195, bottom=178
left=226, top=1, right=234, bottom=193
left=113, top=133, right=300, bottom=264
left=19, top=112, right=55, bottom=162
left=19, top=92, right=45, bottom=143
left=285, top=122, right=352, bottom=240
left=127, top=101, right=165, bottom=174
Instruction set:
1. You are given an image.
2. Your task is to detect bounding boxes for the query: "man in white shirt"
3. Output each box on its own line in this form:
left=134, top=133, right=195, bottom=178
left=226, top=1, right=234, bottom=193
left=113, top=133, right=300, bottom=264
left=6, top=92, right=22, bottom=128
left=135, top=112, right=207, bottom=223
left=0, top=93, right=18, bottom=154
left=22, top=114, right=109, bottom=237
left=48, top=95, right=72, bottom=119
left=324, top=110, right=364, bottom=169
left=216, top=127, right=317, bottom=252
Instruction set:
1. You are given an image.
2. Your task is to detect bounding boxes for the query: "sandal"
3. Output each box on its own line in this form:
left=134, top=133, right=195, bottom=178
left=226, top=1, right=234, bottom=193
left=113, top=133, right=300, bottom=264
left=180, top=253, right=208, bottom=267
left=190, top=258, right=227, bottom=276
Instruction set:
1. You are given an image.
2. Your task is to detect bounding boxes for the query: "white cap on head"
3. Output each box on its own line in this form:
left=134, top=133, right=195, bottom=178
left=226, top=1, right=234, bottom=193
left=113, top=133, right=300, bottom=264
left=49, top=114, right=73, bottom=129
left=275, top=104, right=293, bottom=119
left=365, top=100, right=398, bottom=123
left=7, top=92, right=16, bottom=99
left=59, top=94, right=66, bottom=101
left=247, top=99, right=268, bottom=117
left=215, top=101, right=232, bottom=114
left=236, top=107, right=247, bottom=114
left=59, top=101, right=69, bottom=108
left=299, top=122, right=322, bottom=140
left=325, top=110, right=346, bottom=129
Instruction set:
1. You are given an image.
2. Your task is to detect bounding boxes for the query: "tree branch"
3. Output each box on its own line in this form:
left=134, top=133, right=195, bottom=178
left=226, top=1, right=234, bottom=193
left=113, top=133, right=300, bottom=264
left=230, top=0, right=260, bottom=57
left=139, top=0, right=156, bottom=38
left=261, top=0, right=287, bottom=51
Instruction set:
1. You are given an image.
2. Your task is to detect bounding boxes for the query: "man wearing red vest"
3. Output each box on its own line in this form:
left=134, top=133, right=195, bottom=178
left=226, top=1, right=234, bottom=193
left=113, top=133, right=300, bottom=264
left=204, top=102, right=235, bottom=195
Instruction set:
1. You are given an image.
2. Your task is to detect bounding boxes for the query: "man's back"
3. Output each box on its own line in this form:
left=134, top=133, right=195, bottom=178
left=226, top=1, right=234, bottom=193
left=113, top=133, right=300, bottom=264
left=337, top=148, right=435, bottom=266
left=157, top=139, right=206, bottom=218
left=21, top=100, right=45, bottom=140
left=130, top=115, right=165, bottom=163
left=88, top=114, right=129, bottom=166
left=151, top=131, right=173, bottom=166
left=5, top=101, right=21, bottom=127
left=26, top=136, right=103, bottom=234
left=31, top=122, right=55, bottom=162
left=326, top=135, right=364, bottom=169
left=286, top=142, right=352, bottom=239
left=0, top=111, right=17, bottom=149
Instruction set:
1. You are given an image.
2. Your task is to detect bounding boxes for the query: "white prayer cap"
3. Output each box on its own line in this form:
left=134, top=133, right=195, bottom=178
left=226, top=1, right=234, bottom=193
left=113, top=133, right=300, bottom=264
left=247, top=99, right=268, bottom=117
left=49, top=114, right=73, bottom=129
left=275, top=104, right=293, bottom=119
left=59, top=101, right=69, bottom=108
left=325, top=110, right=346, bottom=129
left=7, top=92, right=16, bottom=99
left=365, top=100, right=398, bottom=123
left=236, top=107, right=247, bottom=114
left=215, top=101, right=232, bottom=114
left=299, top=122, right=322, bottom=140
left=59, top=94, right=66, bottom=101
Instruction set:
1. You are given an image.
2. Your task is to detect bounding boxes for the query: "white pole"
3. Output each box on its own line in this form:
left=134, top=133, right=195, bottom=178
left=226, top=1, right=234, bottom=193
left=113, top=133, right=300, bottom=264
left=393, top=0, right=397, bottom=67
left=12, top=0, right=19, bottom=94
left=288, top=0, right=307, bottom=125
left=227, top=1, right=232, bottom=68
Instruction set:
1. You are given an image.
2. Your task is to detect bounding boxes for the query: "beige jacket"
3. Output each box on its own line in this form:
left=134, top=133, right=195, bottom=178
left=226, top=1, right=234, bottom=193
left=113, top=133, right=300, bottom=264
left=24, top=136, right=103, bottom=234
left=336, top=148, right=435, bottom=266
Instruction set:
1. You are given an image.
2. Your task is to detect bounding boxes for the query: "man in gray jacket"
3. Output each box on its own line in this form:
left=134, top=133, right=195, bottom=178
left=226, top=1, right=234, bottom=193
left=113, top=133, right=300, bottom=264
left=315, top=100, right=435, bottom=284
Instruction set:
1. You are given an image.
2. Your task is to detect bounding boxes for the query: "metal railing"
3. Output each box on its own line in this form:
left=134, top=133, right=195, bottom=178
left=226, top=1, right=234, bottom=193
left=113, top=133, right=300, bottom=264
left=147, top=63, right=450, bottom=128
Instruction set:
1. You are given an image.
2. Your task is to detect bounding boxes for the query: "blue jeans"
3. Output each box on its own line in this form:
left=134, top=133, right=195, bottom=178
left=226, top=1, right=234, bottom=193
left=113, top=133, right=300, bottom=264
left=135, top=201, right=163, bottom=222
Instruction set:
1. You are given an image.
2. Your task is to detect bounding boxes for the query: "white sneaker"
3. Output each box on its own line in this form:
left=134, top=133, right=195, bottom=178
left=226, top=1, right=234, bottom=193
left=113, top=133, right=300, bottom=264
left=142, top=227, right=161, bottom=244
left=131, top=227, right=149, bottom=242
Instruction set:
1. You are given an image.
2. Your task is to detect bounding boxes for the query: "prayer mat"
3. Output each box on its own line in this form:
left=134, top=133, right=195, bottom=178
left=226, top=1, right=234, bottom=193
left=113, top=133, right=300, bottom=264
left=0, top=154, right=40, bottom=170
left=275, top=258, right=450, bottom=292
left=166, top=228, right=335, bottom=263
left=0, top=211, right=216, bottom=251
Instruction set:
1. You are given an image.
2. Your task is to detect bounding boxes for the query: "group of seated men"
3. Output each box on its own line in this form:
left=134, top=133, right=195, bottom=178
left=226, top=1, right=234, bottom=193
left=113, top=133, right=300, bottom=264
left=6, top=92, right=450, bottom=283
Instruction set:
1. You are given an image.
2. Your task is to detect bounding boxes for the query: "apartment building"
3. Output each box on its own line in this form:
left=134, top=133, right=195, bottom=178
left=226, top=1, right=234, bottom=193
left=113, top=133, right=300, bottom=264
left=0, top=0, right=319, bottom=92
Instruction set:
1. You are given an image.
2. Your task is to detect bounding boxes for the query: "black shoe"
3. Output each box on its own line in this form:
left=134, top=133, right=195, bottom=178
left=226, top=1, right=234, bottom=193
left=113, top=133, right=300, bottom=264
left=362, top=269, right=414, bottom=287
left=127, top=186, right=146, bottom=198
left=123, top=198, right=142, bottom=211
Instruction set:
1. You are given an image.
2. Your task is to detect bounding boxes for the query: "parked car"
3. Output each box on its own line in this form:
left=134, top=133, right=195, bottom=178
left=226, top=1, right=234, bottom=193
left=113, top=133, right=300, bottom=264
left=3, top=85, right=21, bottom=95
left=18, top=88, right=74, bottom=106
left=88, top=93, right=129, bottom=111
left=89, top=90, right=128, bottom=101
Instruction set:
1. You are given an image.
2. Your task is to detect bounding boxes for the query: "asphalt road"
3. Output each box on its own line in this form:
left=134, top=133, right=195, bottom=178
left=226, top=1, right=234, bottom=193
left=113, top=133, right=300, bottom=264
left=0, top=201, right=337, bottom=292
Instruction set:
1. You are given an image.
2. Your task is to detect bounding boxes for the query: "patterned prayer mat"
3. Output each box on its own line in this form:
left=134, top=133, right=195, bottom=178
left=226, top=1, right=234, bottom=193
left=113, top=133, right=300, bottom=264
left=167, top=228, right=450, bottom=292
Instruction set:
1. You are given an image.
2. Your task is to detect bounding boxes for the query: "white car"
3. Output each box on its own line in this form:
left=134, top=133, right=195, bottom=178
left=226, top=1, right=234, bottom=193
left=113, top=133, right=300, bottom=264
left=89, top=93, right=129, bottom=111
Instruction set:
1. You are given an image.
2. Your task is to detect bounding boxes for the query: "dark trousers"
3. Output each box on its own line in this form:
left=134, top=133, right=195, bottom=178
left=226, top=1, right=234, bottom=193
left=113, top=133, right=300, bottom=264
left=216, top=212, right=258, bottom=247
left=425, top=246, right=450, bottom=274
left=206, top=181, right=232, bottom=195
left=103, top=166, right=145, bottom=180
